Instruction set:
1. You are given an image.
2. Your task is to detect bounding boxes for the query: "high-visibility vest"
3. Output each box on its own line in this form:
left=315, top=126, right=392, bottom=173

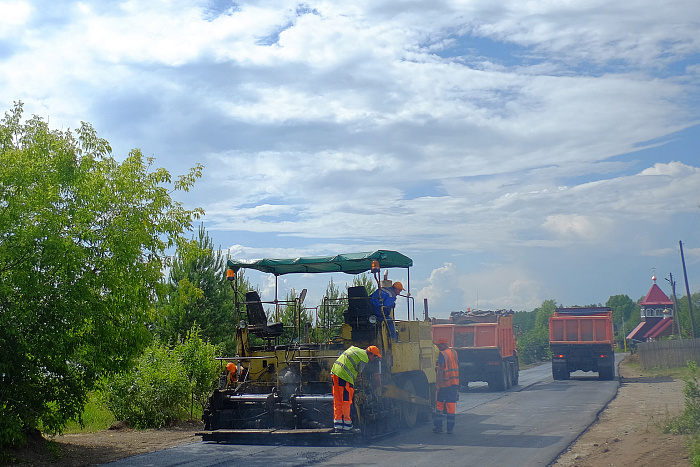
left=226, top=364, right=242, bottom=387
left=438, top=348, right=459, bottom=388
left=331, top=346, right=369, bottom=385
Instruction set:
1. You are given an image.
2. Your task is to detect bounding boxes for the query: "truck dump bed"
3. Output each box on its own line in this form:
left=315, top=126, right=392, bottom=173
left=549, top=307, right=615, bottom=380
left=549, top=307, right=613, bottom=345
left=432, top=310, right=519, bottom=391
left=432, top=315, right=516, bottom=358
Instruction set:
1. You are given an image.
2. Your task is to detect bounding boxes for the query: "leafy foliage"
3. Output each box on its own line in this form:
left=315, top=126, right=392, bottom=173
left=154, top=224, right=237, bottom=354
left=278, top=288, right=313, bottom=344
left=665, top=361, right=700, bottom=466
left=512, top=310, right=537, bottom=336
left=352, top=273, right=376, bottom=296
left=102, top=342, right=189, bottom=429
left=675, top=292, right=700, bottom=339
left=516, top=300, right=557, bottom=365
left=172, top=325, right=221, bottom=417
left=102, top=324, right=219, bottom=428
left=606, top=294, right=640, bottom=346
left=316, top=277, right=344, bottom=342
left=0, top=103, right=203, bottom=446
left=516, top=326, right=551, bottom=365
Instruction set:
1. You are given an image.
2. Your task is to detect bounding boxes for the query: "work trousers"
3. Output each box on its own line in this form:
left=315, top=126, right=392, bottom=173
left=434, top=385, right=458, bottom=432
left=332, top=374, right=355, bottom=430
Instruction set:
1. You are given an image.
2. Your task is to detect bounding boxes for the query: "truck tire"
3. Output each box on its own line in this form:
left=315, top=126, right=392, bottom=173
left=552, top=364, right=569, bottom=381
left=599, top=365, right=615, bottom=381
left=402, top=380, right=418, bottom=427
left=488, top=363, right=508, bottom=391
left=511, top=358, right=520, bottom=386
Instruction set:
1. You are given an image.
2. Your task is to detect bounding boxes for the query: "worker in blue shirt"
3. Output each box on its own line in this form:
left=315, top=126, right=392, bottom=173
left=369, top=281, right=404, bottom=339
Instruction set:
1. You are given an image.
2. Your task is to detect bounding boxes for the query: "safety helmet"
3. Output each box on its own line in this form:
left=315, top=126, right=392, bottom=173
left=366, top=345, right=382, bottom=358
left=226, top=362, right=237, bottom=372
left=392, top=281, right=404, bottom=291
left=436, top=337, right=448, bottom=345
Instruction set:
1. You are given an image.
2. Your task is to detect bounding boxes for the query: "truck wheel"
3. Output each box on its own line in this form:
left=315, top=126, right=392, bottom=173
left=505, top=363, right=512, bottom=389
left=402, top=380, right=418, bottom=427
left=511, top=359, right=520, bottom=386
left=552, top=365, right=569, bottom=380
left=488, top=363, right=507, bottom=391
left=599, top=365, right=615, bottom=381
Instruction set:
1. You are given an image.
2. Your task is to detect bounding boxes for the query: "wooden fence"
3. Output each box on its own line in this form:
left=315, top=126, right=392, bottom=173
left=637, top=337, right=700, bottom=369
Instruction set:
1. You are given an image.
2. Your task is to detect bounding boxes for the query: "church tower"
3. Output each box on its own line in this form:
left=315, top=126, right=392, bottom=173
left=626, top=275, right=675, bottom=342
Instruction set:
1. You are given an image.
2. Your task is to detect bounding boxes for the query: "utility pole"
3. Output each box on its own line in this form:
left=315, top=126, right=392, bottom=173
left=666, top=273, right=682, bottom=339
left=680, top=240, right=696, bottom=338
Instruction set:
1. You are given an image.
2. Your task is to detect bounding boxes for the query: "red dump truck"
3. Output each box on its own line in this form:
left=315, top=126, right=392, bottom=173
left=549, top=307, right=615, bottom=381
left=432, top=310, right=519, bottom=391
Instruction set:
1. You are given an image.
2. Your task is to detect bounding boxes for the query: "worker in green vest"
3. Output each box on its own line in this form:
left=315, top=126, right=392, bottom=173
left=331, top=345, right=382, bottom=432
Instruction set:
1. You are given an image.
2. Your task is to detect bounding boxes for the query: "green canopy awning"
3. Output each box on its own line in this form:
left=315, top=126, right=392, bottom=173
left=227, top=250, right=413, bottom=276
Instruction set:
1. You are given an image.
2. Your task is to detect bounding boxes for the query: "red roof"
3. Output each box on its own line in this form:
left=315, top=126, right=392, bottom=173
left=645, top=318, right=674, bottom=339
left=626, top=321, right=647, bottom=340
left=640, top=283, right=673, bottom=306
left=626, top=318, right=664, bottom=341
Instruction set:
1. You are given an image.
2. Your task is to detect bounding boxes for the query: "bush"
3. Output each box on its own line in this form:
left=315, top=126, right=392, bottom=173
left=516, top=327, right=551, bottom=365
left=101, top=324, right=220, bottom=428
left=665, top=361, right=700, bottom=466
left=103, top=342, right=189, bottom=428
left=172, top=325, right=220, bottom=418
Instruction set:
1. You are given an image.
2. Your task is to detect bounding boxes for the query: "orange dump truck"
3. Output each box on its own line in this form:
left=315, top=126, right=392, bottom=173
left=549, top=307, right=615, bottom=381
left=432, top=310, right=519, bottom=391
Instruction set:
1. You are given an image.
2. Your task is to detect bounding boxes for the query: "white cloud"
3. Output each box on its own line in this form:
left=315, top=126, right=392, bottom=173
left=2, top=0, right=699, bottom=309
left=0, top=1, right=31, bottom=31
left=542, top=215, right=613, bottom=242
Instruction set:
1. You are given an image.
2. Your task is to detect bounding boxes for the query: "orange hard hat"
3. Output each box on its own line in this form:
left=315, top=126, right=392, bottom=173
left=226, top=362, right=236, bottom=372
left=392, top=281, right=404, bottom=291
left=436, top=337, right=448, bottom=345
left=366, top=345, right=382, bottom=358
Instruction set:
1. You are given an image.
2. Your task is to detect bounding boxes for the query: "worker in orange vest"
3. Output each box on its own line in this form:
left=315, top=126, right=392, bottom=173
left=433, top=337, right=459, bottom=434
left=226, top=362, right=242, bottom=388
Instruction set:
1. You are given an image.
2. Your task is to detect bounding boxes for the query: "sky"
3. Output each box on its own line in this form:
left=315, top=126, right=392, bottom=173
left=1, top=0, right=699, bottom=319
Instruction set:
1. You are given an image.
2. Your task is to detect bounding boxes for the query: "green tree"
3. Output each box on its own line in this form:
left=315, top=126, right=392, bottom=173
left=154, top=224, right=237, bottom=354
left=606, top=294, right=640, bottom=346
left=512, top=310, right=537, bottom=336
left=102, top=341, right=189, bottom=429
left=0, top=103, right=203, bottom=447
left=172, top=324, right=220, bottom=418
left=352, top=273, right=376, bottom=296
left=317, top=277, right=344, bottom=341
left=516, top=300, right=557, bottom=365
left=516, top=327, right=550, bottom=365
left=534, top=299, right=557, bottom=329
left=278, top=288, right=313, bottom=344
left=676, top=292, right=700, bottom=339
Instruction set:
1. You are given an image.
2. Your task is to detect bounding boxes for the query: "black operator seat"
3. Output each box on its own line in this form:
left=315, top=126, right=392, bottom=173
left=346, top=286, right=373, bottom=320
left=245, top=291, right=284, bottom=337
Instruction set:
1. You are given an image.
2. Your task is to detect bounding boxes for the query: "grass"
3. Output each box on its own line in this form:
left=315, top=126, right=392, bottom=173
left=63, top=392, right=116, bottom=434
left=61, top=391, right=205, bottom=434
left=623, top=353, right=695, bottom=380
left=651, top=360, right=700, bottom=467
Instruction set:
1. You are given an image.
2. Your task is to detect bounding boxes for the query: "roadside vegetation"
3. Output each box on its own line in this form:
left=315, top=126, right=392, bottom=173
left=664, top=361, right=700, bottom=467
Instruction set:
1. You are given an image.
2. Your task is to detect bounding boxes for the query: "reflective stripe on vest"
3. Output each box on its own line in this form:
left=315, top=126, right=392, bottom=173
left=439, top=348, right=459, bottom=388
left=332, top=346, right=368, bottom=384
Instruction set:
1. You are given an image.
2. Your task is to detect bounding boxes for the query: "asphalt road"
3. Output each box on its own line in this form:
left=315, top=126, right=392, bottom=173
left=103, top=355, right=624, bottom=467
